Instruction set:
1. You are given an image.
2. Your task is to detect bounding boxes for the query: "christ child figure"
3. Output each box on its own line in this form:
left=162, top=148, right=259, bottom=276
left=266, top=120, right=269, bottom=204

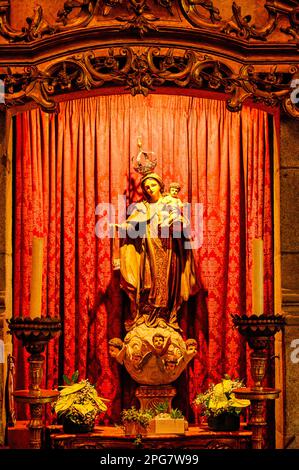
left=159, top=182, right=184, bottom=227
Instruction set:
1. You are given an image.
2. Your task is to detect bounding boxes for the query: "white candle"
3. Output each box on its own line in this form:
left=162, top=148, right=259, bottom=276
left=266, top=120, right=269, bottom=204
left=29, top=236, right=44, bottom=319
left=252, top=238, right=264, bottom=316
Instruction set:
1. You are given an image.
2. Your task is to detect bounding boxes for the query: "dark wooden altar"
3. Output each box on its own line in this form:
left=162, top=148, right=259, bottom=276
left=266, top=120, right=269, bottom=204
left=48, top=424, right=252, bottom=450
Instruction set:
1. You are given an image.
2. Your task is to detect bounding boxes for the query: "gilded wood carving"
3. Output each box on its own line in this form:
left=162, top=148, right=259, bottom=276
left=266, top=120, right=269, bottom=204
left=1, top=1, right=299, bottom=43
left=180, top=0, right=278, bottom=40
left=1, top=46, right=299, bottom=118
left=0, top=0, right=95, bottom=41
left=0, top=0, right=176, bottom=40
left=0, top=2, right=299, bottom=117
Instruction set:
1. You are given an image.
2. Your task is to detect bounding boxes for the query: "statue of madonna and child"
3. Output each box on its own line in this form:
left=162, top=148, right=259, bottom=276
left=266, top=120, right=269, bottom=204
left=109, top=170, right=201, bottom=386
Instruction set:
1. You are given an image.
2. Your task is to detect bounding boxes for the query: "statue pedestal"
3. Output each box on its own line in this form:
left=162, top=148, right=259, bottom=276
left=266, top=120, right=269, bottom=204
left=118, top=324, right=197, bottom=385
left=136, top=384, right=176, bottom=412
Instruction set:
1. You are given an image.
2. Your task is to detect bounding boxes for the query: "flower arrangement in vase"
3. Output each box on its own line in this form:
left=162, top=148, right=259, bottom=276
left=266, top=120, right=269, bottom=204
left=193, top=375, right=251, bottom=431
left=54, top=371, right=108, bottom=433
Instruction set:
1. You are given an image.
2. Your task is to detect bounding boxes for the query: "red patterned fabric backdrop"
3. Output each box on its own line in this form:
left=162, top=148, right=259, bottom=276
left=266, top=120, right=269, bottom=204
left=13, top=94, right=273, bottom=422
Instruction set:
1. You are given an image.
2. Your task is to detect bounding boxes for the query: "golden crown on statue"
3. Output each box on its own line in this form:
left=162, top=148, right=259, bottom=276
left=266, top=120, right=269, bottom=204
left=132, top=136, right=157, bottom=175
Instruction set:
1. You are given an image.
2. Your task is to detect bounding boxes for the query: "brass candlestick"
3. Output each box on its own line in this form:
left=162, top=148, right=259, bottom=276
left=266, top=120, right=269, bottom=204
left=8, top=316, right=62, bottom=449
left=231, top=314, right=285, bottom=449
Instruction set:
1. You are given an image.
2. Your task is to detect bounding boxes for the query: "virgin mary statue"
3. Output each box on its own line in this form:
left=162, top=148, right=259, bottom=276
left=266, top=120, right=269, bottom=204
left=119, top=172, right=199, bottom=332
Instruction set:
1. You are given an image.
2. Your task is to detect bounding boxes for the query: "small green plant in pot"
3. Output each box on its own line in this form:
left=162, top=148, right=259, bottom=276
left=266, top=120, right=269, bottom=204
left=120, top=406, right=153, bottom=436
left=150, top=401, right=186, bottom=434
left=54, top=371, right=108, bottom=433
left=193, top=375, right=250, bottom=431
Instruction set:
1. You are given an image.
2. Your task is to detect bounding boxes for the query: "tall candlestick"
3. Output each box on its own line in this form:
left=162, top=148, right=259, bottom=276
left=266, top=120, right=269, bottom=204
left=29, top=236, right=44, bottom=319
left=252, top=238, right=264, bottom=316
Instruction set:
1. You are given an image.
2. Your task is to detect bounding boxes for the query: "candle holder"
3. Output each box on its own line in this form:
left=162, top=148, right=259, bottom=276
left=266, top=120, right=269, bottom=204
left=8, top=316, right=62, bottom=449
left=231, top=313, right=285, bottom=449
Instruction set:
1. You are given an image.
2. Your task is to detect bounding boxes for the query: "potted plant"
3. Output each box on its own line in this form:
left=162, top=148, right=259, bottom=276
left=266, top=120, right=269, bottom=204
left=120, top=402, right=186, bottom=436
left=120, top=406, right=153, bottom=436
left=149, top=401, right=186, bottom=434
left=54, top=371, right=108, bottom=433
left=193, top=375, right=251, bottom=431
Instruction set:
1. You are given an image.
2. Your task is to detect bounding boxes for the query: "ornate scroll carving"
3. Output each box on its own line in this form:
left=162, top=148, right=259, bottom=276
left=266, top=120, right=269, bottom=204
left=156, top=0, right=174, bottom=15
left=0, top=0, right=28, bottom=41
left=222, top=1, right=277, bottom=40
left=56, top=0, right=95, bottom=27
left=102, top=0, right=174, bottom=16
left=0, top=0, right=95, bottom=42
left=0, top=0, right=176, bottom=42
left=266, top=0, right=299, bottom=43
left=179, top=0, right=222, bottom=28
left=101, top=0, right=123, bottom=17
left=1, top=0, right=299, bottom=43
left=180, top=0, right=278, bottom=40
left=102, top=0, right=174, bottom=36
left=1, top=47, right=299, bottom=118
left=114, top=1, right=161, bottom=37
left=2, top=66, right=57, bottom=112
left=227, top=64, right=296, bottom=113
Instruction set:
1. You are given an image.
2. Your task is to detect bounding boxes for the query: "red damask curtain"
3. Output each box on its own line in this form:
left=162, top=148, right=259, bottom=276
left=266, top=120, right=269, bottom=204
left=13, top=94, right=273, bottom=422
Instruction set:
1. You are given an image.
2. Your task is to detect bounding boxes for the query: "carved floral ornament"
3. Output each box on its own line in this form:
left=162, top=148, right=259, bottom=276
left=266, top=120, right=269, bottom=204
left=1, top=0, right=299, bottom=42
left=1, top=46, right=299, bottom=118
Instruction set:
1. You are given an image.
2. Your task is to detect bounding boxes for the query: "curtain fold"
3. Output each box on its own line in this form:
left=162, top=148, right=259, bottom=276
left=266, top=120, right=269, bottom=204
left=13, top=94, right=273, bottom=422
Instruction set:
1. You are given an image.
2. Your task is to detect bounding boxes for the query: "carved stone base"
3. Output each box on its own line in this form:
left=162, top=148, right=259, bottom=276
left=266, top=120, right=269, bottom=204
left=135, top=384, right=176, bottom=412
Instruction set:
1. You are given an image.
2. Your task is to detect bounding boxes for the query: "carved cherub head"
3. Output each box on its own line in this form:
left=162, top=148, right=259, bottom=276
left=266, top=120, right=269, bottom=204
left=152, top=333, right=164, bottom=352
left=108, top=337, right=123, bottom=358
left=185, top=338, right=198, bottom=355
left=164, top=355, right=177, bottom=373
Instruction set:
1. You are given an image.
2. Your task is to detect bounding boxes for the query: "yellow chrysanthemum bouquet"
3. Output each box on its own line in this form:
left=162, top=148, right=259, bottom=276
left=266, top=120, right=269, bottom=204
left=194, top=374, right=250, bottom=419
left=54, top=371, right=108, bottom=433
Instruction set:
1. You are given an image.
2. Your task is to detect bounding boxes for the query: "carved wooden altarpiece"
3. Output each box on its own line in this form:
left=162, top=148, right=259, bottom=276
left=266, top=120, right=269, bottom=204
left=0, top=0, right=299, bottom=118
left=0, top=0, right=295, bottom=449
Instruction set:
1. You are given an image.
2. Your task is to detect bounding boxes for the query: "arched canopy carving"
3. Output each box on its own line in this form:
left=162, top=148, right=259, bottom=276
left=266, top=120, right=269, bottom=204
left=0, top=0, right=299, bottom=117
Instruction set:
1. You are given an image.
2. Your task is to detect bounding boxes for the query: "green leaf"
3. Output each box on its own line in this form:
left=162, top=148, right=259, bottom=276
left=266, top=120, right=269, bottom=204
left=170, top=408, right=183, bottom=419
left=62, top=374, right=72, bottom=385
left=153, top=401, right=169, bottom=414
left=71, top=370, right=79, bottom=383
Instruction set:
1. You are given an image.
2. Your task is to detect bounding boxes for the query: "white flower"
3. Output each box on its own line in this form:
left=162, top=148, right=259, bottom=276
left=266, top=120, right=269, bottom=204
left=193, top=375, right=250, bottom=417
